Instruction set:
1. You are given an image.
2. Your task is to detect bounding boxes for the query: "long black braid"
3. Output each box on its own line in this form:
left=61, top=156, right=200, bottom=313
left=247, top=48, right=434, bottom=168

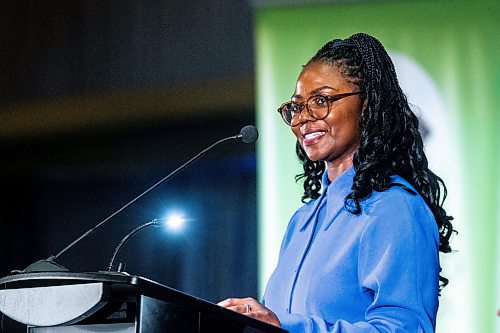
left=295, top=33, right=455, bottom=289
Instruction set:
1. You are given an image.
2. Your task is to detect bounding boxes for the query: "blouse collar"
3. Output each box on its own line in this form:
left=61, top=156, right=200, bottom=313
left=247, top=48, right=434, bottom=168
left=299, top=166, right=355, bottom=231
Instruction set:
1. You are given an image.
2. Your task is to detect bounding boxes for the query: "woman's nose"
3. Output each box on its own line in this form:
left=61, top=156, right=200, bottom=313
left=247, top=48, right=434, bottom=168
left=298, top=106, right=315, bottom=124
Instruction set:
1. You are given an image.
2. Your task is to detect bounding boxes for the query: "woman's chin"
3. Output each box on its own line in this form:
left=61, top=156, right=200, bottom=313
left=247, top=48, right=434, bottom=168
left=304, top=150, right=325, bottom=162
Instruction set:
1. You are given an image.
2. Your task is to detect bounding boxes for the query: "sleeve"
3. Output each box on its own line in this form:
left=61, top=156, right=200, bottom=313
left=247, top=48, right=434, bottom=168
left=276, top=191, right=440, bottom=333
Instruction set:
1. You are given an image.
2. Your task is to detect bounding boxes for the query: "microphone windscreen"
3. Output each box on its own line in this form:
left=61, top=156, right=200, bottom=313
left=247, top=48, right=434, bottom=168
left=240, top=125, right=259, bottom=143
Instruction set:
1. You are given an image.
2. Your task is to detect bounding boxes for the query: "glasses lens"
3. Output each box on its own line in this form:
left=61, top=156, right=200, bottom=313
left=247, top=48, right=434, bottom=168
left=308, top=95, right=329, bottom=120
left=280, top=103, right=299, bottom=126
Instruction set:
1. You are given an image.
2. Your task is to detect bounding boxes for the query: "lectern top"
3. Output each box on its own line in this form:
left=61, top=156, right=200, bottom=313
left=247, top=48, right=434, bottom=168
left=0, top=272, right=288, bottom=333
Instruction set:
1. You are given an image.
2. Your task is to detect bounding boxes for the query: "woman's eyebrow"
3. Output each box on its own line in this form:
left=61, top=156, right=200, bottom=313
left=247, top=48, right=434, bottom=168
left=292, top=85, right=338, bottom=100
left=311, top=85, right=338, bottom=94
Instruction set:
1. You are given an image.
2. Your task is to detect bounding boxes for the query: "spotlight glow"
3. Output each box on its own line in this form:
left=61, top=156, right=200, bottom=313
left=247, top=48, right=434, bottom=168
left=165, top=213, right=186, bottom=231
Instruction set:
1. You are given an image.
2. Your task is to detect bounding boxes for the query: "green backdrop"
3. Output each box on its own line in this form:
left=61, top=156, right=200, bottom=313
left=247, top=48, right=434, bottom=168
left=254, top=1, right=499, bottom=332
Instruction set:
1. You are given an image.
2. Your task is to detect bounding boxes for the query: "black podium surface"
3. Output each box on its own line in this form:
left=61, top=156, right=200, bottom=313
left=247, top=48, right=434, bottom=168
left=0, top=272, right=287, bottom=333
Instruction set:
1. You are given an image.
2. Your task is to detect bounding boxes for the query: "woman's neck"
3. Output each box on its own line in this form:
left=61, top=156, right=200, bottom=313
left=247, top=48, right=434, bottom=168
left=326, top=154, right=355, bottom=183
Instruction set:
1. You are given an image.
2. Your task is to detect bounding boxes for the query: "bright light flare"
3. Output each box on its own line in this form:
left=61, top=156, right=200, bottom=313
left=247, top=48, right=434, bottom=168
left=164, top=213, right=186, bottom=231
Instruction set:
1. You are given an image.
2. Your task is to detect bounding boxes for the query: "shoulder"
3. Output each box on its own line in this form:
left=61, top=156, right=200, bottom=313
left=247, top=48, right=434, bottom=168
left=285, top=199, right=316, bottom=231
left=363, top=175, right=428, bottom=214
left=277, top=199, right=318, bottom=251
left=294, top=198, right=317, bottom=214
left=358, top=174, right=439, bottom=244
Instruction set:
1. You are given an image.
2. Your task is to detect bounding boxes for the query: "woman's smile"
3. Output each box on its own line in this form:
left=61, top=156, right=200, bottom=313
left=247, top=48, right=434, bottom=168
left=301, top=128, right=327, bottom=146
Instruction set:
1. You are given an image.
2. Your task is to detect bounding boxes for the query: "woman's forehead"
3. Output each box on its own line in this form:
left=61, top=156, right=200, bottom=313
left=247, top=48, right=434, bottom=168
left=294, top=62, right=351, bottom=96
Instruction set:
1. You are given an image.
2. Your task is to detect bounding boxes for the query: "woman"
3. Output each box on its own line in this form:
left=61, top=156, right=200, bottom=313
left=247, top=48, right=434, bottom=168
left=219, top=33, right=454, bottom=333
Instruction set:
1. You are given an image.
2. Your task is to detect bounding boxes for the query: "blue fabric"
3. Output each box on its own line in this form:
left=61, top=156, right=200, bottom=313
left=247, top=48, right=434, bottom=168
left=263, top=167, right=440, bottom=333
left=311, top=190, right=327, bottom=241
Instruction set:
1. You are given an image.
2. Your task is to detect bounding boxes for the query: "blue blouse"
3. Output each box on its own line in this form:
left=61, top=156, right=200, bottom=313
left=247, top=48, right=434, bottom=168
left=263, top=167, right=440, bottom=333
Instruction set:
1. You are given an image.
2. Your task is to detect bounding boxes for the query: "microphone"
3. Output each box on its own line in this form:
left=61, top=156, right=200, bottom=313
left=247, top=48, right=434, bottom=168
left=17, top=125, right=259, bottom=274
left=107, top=219, right=160, bottom=272
left=239, top=124, right=259, bottom=143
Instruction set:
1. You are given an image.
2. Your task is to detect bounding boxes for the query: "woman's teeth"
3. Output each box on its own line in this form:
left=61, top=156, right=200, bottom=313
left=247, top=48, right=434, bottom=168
left=304, top=131, right=326, bottom=140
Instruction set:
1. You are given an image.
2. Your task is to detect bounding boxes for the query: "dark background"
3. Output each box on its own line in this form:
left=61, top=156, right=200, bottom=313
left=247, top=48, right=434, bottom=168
left=0, top=1, right=259, bottom=331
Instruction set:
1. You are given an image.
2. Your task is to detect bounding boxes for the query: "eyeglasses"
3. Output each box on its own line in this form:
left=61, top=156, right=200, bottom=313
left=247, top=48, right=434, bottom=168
left=277, top=92, right=361, bottom=127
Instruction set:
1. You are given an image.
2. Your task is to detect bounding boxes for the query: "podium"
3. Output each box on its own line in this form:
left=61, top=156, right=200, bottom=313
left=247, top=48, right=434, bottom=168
left=0, top=272, right=287, bottom=333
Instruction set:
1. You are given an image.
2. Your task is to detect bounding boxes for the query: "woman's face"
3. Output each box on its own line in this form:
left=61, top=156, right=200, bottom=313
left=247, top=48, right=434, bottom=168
left=291, top=61, right=363, bottom=165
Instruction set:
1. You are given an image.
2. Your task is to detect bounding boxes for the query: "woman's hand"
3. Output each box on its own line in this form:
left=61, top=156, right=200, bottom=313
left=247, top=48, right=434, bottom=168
left=217, top=297, right=281, bottom=327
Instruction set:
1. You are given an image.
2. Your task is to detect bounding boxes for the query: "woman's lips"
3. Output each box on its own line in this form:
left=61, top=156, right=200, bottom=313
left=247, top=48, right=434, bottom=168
left=302, top=130, right=326, bottom=146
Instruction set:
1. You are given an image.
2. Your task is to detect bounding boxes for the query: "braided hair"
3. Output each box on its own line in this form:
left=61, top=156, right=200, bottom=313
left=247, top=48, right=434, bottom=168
left=294, top=33, right=455, bottom=289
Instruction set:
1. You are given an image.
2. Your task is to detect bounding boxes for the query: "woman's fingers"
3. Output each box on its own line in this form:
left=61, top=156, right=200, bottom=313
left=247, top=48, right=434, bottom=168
left=224, top=304, right=252, bottom=314
left=217, top=297, right=256, bottom=308
left=245, top=308, right=281, bottom=326
left=217, top=297, right=281, bottom=327
left=217, top=297, right=261, bottom=314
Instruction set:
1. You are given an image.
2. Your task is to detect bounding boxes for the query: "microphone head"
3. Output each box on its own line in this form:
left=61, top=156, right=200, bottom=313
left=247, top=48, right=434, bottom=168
left=240, top=125, right=259, bottom=143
